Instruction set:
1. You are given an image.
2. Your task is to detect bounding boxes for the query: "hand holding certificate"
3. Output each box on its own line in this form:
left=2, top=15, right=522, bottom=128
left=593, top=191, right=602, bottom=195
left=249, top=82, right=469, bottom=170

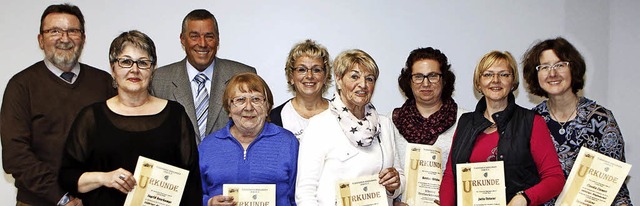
left=336, top=175, right=388, bottom=206
left=555, top=147, right=632, bottom=206
left=402, top=143, right=442, bottom=205
left=456, top=161, right=506, bottom=206
left=123, top=156, right=189, bottom=206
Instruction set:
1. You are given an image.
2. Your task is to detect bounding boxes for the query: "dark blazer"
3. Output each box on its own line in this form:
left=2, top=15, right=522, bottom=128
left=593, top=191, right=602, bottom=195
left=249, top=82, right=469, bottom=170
left=151, top=57, right=255, bottom=144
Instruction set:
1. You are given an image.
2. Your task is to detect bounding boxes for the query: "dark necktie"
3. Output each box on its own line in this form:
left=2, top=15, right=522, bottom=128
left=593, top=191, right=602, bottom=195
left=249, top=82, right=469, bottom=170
left=61, top=72, right=74, bottom=83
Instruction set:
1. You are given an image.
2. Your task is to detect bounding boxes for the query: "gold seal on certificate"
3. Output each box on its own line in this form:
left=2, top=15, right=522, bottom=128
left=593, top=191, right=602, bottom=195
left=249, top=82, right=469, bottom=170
left=555, top=147, right=632, bottom=206
left=222, top=184, right=275, bottom=206
left=123, top=156, right=189, bottom=206
left=402, top=143, right=442, bottom=205
left=456, top=161, right=506, bottom=206
left=336, top=175, right=388, bottom=206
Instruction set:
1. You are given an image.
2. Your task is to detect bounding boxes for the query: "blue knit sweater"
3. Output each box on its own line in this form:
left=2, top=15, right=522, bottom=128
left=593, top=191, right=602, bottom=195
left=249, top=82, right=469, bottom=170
left=199, top=121, right=299, bottom=206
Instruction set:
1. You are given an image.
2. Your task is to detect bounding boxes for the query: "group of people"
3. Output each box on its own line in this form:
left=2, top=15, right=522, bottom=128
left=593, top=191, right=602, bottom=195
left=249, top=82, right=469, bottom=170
left=0, top=3, right=631, bottom=206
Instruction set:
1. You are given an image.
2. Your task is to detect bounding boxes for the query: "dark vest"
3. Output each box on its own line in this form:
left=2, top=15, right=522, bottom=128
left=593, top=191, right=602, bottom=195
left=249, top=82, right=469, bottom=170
left=449, top=94, right=539, bottom=202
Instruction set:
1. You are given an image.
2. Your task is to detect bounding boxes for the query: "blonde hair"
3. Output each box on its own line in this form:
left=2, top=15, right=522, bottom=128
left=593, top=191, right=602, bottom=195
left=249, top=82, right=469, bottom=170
left=473, top=51, right=519, bottom=93
left=284, top=39, right=332, bottom=94
left=333, top=49, right=379, bottom=93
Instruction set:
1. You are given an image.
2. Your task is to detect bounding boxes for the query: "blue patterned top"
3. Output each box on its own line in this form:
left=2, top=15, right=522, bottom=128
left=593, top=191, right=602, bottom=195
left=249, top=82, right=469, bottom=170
left=199, top=122, right=299, bottom=206
left=534, top=97, right=632, bottom=206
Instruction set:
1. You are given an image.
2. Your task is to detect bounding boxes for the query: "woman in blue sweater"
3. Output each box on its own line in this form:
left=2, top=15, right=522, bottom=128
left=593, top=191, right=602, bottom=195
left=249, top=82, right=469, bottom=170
left=199, top=73, right=299, bottom=206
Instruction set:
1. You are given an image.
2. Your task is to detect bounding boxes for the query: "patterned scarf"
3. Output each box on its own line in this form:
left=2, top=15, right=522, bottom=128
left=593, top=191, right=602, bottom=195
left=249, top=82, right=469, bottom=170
left=392, top=98, right=458, bottom=145
left=329, top=94, right=381, bottom=147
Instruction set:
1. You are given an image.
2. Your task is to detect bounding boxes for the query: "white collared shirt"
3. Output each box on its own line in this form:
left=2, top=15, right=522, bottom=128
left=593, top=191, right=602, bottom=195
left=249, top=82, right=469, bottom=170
left=186, top=60, right=215, bottom=103
left=44, top=59, right=81, bottom=84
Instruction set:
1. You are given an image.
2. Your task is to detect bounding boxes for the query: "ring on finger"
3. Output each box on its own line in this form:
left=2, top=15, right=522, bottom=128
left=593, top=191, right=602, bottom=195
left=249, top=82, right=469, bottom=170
left=118, top=174, right=126, bottom=180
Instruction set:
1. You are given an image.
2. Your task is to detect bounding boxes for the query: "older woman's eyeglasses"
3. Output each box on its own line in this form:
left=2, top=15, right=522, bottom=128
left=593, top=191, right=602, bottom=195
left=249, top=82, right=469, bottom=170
left=115, top=58, right=153, bottom=70
left=536, top=61, right=569, bottom=73
left=292, top=66, right=324, bottom=76
left=411, top=73, right=442, bottom=84
left=230, top=96, right=265, bottom=107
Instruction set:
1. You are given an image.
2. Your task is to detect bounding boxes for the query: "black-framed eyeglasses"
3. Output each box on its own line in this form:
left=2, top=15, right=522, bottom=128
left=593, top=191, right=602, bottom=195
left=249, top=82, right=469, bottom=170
left=535, top=61, right=570, bottom=73
left=411, top=73, right=442, bottom=84
left=42, top=28, right=84, bottom=38
left=292, top=66, right=325, bottom=76
left=230, top=96, right=266, bottom=108
left=115, top=58, right=153, bottom=69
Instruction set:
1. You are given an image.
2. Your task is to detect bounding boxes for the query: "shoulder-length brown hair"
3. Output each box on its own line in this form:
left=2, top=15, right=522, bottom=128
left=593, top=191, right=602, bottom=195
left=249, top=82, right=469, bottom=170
left=522, top=37, right=586, bottom=97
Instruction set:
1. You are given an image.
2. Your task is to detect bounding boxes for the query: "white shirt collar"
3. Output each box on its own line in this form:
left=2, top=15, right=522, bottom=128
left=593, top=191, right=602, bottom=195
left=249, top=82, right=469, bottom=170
left=44, top=59, right=81, bottom=83
left=186, top=59, right=215, bottom=82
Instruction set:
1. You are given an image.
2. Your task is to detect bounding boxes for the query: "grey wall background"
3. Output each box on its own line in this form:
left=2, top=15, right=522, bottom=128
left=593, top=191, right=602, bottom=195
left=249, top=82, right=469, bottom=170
left=1, top=0, right=637, bottom=203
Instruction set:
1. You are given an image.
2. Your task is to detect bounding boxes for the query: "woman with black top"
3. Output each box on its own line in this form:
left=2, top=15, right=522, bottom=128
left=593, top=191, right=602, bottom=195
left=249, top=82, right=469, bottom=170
left=58, top=30, right=201, bottom=205
left=439, top=51, right=565, bottom=206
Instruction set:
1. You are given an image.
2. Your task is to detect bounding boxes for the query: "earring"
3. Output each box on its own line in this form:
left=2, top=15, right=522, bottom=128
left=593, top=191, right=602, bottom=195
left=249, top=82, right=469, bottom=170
left=112, top=78, right=118, bottom=89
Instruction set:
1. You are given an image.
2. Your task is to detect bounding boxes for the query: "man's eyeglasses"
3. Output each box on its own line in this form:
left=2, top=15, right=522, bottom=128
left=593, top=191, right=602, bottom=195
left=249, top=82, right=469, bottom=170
left=230, top=96, right=266, bottom=108
left=535, top=61, right=569, bottom=73
left=115, top=58, right=153, bottom=70
left=292, top=66, right=324, bottom=76
left=481, top=72, right=512, bottom=80
left=411, top=73, right=442, bottom=84
left=42, top=28, right=83, bottom=38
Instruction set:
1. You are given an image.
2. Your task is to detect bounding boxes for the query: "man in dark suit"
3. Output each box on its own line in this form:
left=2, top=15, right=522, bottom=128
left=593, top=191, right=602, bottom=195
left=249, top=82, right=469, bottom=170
left=152, top=9, right=255, bottom=144
left=1, top=4, right=115, bottom=205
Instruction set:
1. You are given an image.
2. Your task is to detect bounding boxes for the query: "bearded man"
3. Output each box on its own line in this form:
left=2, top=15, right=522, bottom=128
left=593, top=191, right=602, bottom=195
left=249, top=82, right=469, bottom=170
left=1, top=4, right=115, bottom=206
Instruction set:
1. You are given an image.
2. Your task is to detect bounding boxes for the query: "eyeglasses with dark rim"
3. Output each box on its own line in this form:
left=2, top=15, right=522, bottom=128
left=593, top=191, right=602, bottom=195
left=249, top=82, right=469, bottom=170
left=230, top=96, right=266, bottom=108
left=42, top=28, right=84, bottom=38
left=535, top=61, right=570, bottom=73
left=411, top=73, right=442, bottom=84
left=292, top=66, right=325, bottom=76
left=481, top=72, right=513, bottom=80
left=115, top=58, right=153, bottom=70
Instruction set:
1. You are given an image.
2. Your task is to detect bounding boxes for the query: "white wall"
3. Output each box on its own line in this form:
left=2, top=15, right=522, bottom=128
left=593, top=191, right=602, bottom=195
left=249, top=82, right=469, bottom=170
left=610, top=0, right=640, bottom=198
left=0, top=0, right=637, bottom=203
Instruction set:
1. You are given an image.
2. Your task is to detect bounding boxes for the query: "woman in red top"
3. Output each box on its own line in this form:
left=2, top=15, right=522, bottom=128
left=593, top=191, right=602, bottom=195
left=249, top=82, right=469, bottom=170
left=439, top=51, right=565, bottom=206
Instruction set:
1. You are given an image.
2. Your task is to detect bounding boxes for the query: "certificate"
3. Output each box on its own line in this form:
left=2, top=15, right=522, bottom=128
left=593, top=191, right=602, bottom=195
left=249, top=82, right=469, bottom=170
left=555, top=147, right=632, bottom=206
left=336, top=175, right=388, bottom=206
left=123, top=156, right=189, bottom=206
left=401, top=143, right=442, bottom=205
left=223, top=184, right=276, bottom=205
left=456, top=161, right=506, bottom=206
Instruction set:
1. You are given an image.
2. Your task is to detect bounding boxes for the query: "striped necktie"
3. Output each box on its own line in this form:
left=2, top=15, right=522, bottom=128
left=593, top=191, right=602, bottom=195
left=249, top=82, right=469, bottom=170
left=194, top=73, right=209, bottom=140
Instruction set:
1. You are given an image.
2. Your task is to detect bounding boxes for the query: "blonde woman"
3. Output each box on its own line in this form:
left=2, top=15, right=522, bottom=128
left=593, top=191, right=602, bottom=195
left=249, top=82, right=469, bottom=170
left=439, top=51, right=564, bottom=206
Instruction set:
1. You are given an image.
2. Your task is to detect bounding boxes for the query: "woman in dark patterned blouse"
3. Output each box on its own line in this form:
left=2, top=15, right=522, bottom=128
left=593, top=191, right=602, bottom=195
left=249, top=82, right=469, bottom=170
left=522, top=37, right=632, bottom=206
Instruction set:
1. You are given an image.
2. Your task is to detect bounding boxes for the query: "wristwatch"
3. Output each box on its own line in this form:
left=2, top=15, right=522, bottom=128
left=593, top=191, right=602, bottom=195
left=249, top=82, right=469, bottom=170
left=57, top=193, right=70, bottom=206
left=516, top=190, right=530, bottom=205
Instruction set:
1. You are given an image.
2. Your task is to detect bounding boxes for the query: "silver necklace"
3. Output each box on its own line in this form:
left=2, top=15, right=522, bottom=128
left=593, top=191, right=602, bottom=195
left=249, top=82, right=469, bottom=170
left=548, top=101, right=577, bottom=135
